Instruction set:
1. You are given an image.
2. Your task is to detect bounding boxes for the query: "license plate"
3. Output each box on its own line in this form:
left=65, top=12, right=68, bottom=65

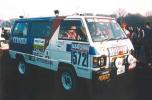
left=98, top=74, right=110, bottom=81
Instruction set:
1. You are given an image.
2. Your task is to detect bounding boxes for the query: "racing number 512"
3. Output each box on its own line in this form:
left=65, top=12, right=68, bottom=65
left=71, top=51, right=88, bottom=67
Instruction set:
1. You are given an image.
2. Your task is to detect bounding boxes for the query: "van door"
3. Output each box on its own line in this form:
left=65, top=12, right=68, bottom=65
left=10, top=21, right=32, bottom=53
left=53, top=19, right=91, bottom=79
left=29, top=20, right=53, bottom=69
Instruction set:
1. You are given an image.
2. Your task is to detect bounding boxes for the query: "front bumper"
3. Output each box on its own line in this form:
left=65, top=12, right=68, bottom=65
left=92, top=67, right=117, bottom=82
left=91, top=67, right=117, bottom=89
left=92, top=54, right=136, bottom=84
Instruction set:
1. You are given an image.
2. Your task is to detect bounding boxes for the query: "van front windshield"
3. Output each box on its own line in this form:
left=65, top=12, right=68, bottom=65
left=86, top=18, right=127, bottom=42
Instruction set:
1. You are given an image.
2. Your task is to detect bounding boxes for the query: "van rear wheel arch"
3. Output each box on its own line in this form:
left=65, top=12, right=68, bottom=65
left=16, top=54, right=24, bottom=61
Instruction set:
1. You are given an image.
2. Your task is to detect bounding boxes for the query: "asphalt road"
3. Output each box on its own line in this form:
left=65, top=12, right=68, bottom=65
left=0, top=52, right=152, bottom=100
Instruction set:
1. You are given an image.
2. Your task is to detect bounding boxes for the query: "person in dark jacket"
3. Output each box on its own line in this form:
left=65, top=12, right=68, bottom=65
left=143, top=22, right=152, bottom=66
left=131, top=27, right=138, bottom=58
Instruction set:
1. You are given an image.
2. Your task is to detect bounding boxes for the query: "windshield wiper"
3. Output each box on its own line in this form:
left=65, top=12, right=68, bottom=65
left=109, top=38, right=117, bottom=40
left=116, top=37, right=128, bottom=40
left=105, top=37, right=117, bottom=41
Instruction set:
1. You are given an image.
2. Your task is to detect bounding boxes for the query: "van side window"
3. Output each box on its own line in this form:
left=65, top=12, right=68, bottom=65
left=30, top=21, right=52, bottom=37
left=59, top=20, right=87, bottom=42
left=13, top=22, right=28, bottom=36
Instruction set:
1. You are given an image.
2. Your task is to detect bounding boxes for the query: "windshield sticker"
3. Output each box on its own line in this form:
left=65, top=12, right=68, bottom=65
left=96, top=18, right=111, bottom=23
left=86, top=18, right=94, bottom=22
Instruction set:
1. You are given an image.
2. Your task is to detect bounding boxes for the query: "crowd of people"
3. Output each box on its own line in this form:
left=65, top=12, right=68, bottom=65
left=122, top=22, right=152, bottom=67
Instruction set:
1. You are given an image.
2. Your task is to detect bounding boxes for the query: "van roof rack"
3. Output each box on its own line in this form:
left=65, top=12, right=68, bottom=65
left=96, top=14, right=111, bottom=16
left=80, top=13, right=94, bottom=16
left=96, top=14, right=116, bottom=18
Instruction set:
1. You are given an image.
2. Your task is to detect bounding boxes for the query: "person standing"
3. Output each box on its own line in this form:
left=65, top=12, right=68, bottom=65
left=131, top=27, right=138, bottom=57
left=121, top=23, right=131, bottom=38
left=143, top=22, right=152, bottom=66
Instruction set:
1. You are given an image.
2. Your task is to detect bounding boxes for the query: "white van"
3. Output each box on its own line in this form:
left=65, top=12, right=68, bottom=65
left=9, top=15, right=136, bottom=93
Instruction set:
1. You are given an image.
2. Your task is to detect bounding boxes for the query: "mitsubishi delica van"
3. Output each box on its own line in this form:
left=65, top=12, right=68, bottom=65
left=9, top=14, right=136, bottom=93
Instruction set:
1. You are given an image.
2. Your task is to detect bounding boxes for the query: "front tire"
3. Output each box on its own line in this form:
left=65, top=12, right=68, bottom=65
left=57, top=66, right=78, bottom=95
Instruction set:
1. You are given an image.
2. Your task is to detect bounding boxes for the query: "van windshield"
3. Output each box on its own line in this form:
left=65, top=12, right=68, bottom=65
left=86, top=18, right=127, bottom=42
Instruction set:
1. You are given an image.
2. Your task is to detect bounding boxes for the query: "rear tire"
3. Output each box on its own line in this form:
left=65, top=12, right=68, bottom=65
left=16, top=57, right=29, bottom=79
left=18, top=60, right=26, bottom=75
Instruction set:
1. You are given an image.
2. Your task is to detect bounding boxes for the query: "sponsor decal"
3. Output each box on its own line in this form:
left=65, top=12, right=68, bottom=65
left=66, top=43, right=98, bottom=55
left=71, top=43, right=89, bottom=51
left=36, top=57, right=52, bottom=65
left=71, top=43, right=89, bottom=67
left=25, top=55, right=35, bottom=61
left=33, top=38, right=45, bottom=57
left=108, top=46, right=128, bottom=56
left=25, top=55, right=52, bottom=65
left=12, top=37, right=27, bottom=44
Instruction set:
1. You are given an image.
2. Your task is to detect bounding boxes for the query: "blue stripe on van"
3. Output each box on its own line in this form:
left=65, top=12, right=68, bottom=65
left=89, top=46, right=97, bottom=55
left=66, top=44, right=72, bottom=52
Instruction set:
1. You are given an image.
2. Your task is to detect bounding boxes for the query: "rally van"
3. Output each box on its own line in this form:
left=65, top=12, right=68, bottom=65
left=9, top=14, right=136, bottom=93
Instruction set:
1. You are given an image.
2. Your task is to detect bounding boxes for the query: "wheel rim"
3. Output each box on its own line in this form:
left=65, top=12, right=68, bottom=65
left=18, top=61, right=25, bottom=75
left=61, top=72, right=73, bottom=91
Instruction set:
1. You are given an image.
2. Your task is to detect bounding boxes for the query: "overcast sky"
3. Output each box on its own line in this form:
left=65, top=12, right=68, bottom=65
left=0, top=0, right=152, bottom=20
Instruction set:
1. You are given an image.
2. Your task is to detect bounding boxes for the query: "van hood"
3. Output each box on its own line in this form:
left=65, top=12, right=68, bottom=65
left=93, top=39, right=134, bottom=56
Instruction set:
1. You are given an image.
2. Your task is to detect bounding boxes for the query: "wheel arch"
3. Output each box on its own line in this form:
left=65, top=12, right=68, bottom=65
left=16, top=53, right=25, bottom=61
left=58, top=62, right=77, bottom=77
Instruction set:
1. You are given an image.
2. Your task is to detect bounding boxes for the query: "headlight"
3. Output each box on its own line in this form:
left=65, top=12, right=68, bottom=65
left=93, top=56, right=106, bottom=68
